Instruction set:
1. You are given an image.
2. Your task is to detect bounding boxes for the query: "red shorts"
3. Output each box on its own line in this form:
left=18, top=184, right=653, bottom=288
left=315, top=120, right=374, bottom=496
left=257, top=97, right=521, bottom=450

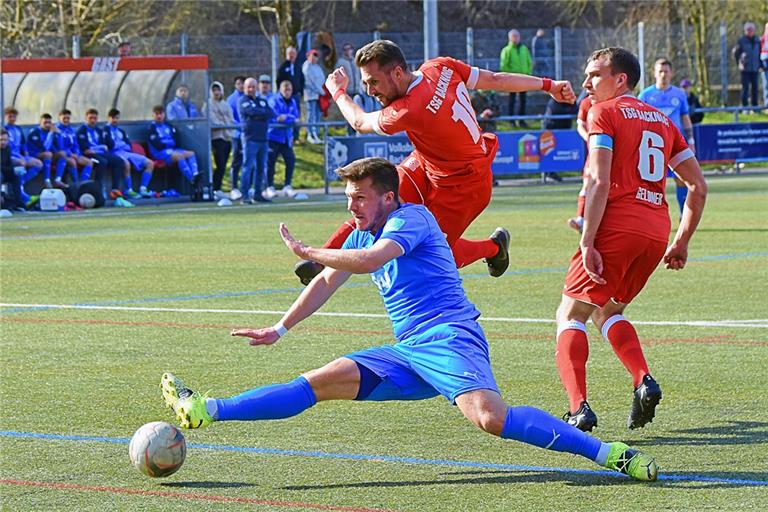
left=397, top=151, right=493, bottom=248
left=563, top=230, right=667, bottom=307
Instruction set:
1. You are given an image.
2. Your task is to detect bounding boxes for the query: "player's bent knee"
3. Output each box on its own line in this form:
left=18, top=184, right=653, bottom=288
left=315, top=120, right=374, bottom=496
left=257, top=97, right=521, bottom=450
left=456, top=390, right=507, bottom=436
left=301, top=357, right=360, bottom=402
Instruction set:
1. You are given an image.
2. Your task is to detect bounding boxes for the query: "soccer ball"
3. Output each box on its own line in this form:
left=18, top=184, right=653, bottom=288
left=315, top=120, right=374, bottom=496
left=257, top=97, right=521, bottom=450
left=128, top=421, right=186, bottom=477
left=78, top=193, right=96, bottom=209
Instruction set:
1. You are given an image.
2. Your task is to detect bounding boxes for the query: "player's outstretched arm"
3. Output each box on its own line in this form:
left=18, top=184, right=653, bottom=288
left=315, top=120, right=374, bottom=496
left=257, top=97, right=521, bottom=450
left=232, top=266, right=352, bottom=346
left=325, top=67, right=380, bottom=133
left=664, top=156, right=708, bottom=270
left=280, top=223, right=404, bottom=274
left=474, top=69, right=575, bottom=104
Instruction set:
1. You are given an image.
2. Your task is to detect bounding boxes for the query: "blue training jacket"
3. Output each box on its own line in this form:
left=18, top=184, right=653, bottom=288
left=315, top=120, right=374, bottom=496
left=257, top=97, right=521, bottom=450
left=76, top=124, right=109, bottom=154
left=148, top=121, right=178, bottom=151
left=4, top=124, right=28, bottom=158
left=27, top=127, right=57, bottom=155
left=56, top=123, right=80, bottom=155
left=165, top=97, right=200, bottom=120
left=267, top=94, right=299, bottom=146
left=103, top=125, right=133, bottom=153
left=238, top=94, right=274, bottom=142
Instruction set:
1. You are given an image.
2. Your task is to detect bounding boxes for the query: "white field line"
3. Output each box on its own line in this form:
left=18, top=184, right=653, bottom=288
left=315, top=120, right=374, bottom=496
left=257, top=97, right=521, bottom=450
left=2, top=303, right=767, bottom=329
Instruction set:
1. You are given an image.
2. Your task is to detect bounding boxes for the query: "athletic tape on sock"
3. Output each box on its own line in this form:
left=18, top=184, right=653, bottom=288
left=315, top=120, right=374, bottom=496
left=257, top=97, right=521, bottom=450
left=601, top=314, right=626, bottom=339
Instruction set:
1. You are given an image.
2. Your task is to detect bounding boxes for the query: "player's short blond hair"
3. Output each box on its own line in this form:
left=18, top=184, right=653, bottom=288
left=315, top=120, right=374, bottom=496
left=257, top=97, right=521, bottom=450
left=336, top=157, right=400, bottom=196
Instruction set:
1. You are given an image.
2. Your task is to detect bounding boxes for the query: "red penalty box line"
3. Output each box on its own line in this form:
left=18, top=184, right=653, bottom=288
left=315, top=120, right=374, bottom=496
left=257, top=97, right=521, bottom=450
left=0, top=479, right=395, bottom=512
left=1, top=55, right=208, bottom=73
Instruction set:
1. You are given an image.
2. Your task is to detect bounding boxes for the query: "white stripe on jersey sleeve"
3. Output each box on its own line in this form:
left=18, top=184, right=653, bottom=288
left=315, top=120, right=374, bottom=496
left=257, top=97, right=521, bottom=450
left=466, top=67, right=480, bottom=89
left=669, top=148, right=695, bottom=169
left=373, top=111, right=386, bottom=136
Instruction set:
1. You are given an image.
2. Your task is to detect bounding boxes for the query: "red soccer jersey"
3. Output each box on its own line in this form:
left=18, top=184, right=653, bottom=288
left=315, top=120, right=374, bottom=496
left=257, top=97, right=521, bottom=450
left=577, top=96, right=593, bottom=172
left=374, top=57, right=496, bottom=177
left=588, top=95, right=693, bottom=242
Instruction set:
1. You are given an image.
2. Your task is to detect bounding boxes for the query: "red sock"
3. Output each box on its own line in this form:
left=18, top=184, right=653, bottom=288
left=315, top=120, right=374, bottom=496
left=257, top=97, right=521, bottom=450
left=322, top=220, right=356, bottom=249
left=556, top=321, right=589, bottom=413
left=602, top=315, right=649, bottom=388
left=576, top=194, right=586, bottom=217
left=451, top=238, right=498, bottom=268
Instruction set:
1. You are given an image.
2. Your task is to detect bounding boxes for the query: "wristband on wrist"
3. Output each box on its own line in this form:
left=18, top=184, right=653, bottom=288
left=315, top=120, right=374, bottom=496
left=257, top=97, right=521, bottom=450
left=332, top=89, right=345, bottom=102
left=541, top=78, right=552, bottom=92
left=273, top=322, right=288, bottom=338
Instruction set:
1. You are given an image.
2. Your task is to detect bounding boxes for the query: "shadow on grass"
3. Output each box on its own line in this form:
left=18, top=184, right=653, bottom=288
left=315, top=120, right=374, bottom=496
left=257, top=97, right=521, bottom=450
left=281, top=470, right=637, bottom=490
left=696, top=228, right=768, bottom=233
left=160, top=481, right=254, bottom=489
left=629, top=420, right=768, bottom=447
left=282, top=468, right=767, bottom=491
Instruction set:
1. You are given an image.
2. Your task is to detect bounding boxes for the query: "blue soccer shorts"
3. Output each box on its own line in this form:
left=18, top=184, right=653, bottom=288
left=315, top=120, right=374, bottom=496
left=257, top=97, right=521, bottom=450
left=345, top=321, right=500, bottom=404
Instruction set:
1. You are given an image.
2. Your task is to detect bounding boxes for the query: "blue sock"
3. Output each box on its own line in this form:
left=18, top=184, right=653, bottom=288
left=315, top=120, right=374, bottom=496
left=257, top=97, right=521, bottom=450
left=187, top=155, right=198, bottom=175
left=55, top=159, right=67, bottom=180
left=124, top=175, right=133, bottom=192
left=81, top=165, right=92, bottom=181
left=68, top=165, right=79, bottom=183
left=676, top=186, right=688, bottom=216
left=501, top=406, right=607, bottom=462
left=177, top=158, right=193, bottom=181
left=214, top=376, right=317, bottom=421
left=24, top=165, right=42, bottom=183
left=42, top=159, right=51, bottom=181
left=140, top=170, right=152, bottom=188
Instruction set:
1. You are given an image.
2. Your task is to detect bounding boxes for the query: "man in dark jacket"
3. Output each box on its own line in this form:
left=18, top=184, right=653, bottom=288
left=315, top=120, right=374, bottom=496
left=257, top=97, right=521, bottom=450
left=238, top=77, right=275, bottom=203
left=1, top=129, right=25, bottom=211
left=733, top=22, right=762, bottom=111
left=680, top=80, right=704, bottom=124
left=277, top=46, right=304, bottom=142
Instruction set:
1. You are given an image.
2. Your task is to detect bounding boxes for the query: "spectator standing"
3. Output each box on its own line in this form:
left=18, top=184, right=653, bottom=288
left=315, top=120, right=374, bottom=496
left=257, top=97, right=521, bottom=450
left=238, top=77, right=274, bottom=204
left=531, top=28, right=553, bottom=78
left=103, top=108, right=155, bottom=198
left=148, top=105, right=201, bottom=191
left=761, top=22, right=768, bottom=108
left=265, top=80, right=299, bottom=199
left=258, top=74, right=274, bottom=101
left=500, top=29, right=533, bottom=127
left=76, top=108, right=125, bottom=201
left=26, top=113, right=57, bottom=189
left=732, top=21, right=762, bottom=112
left=679, top=80, right=704, bottom=125
left=302, top=49, right=326, bottom=144
left=277, top=46, right=304, bottom=141
left=540, top=97, right=579, bottom=182
left=55, top=109, right=92, bottom=187
left=204, top=81, right=235, bottom=198
left=166, top=85, right=201, bottom=120
left=228, top=76, right=246, bottom=200
left=117, top=41, right=132, bottom=57
left=336, top=43, right=362, bottom=135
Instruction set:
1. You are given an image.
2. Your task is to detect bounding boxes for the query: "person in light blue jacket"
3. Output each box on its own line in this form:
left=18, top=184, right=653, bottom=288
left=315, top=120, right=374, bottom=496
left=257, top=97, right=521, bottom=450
left=166, top=85, right=201, bottom=120
left=264, top=80, right=300, bottom=199
left=302, top=49, right=326, bottom=143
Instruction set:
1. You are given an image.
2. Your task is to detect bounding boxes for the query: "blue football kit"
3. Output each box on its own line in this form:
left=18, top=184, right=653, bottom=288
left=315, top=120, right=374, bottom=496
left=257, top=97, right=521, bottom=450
left=341, top=203, right=498, bottom=403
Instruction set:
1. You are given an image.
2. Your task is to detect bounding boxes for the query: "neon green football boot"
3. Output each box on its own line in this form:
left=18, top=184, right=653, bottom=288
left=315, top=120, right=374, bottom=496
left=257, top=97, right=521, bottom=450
left=604, top=442, right=659, bottom=481
left=160, top=372, right=214, bottom=429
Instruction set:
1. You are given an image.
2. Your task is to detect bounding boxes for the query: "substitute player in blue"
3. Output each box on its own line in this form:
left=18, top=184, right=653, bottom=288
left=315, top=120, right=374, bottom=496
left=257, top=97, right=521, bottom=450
left=26, top=113, right=57, bottom=189
left=148, top=105, right=200, bottom=188
left=639, top=58, right=695, bottom=217
left=3, top=107, right=44, bottom=207
left=161, top=157, right=658, bottom=482
left=104, top=108, right=155, bottom=198
left=55, top=109, right=93, bottom=187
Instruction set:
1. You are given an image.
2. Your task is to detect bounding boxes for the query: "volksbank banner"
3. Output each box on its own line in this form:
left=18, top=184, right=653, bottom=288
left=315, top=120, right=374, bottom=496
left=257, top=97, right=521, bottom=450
left=693, top=123, right=768, bottom=162
left=325, top=130, right=586, bottom=178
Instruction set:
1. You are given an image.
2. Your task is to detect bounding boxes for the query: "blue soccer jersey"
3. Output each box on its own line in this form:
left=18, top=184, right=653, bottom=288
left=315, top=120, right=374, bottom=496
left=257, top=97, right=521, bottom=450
left=342, top=203, right=480, bottom=341
left=638, top=85, right=689, bottom=133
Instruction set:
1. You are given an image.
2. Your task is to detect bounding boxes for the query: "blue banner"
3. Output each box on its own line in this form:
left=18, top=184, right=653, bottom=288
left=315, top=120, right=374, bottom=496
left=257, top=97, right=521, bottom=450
left=694, top=123, right=768, bottom=162
left=492, top=130, right=585, bottom=174
left=325, top=129, right=586, bottom=178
